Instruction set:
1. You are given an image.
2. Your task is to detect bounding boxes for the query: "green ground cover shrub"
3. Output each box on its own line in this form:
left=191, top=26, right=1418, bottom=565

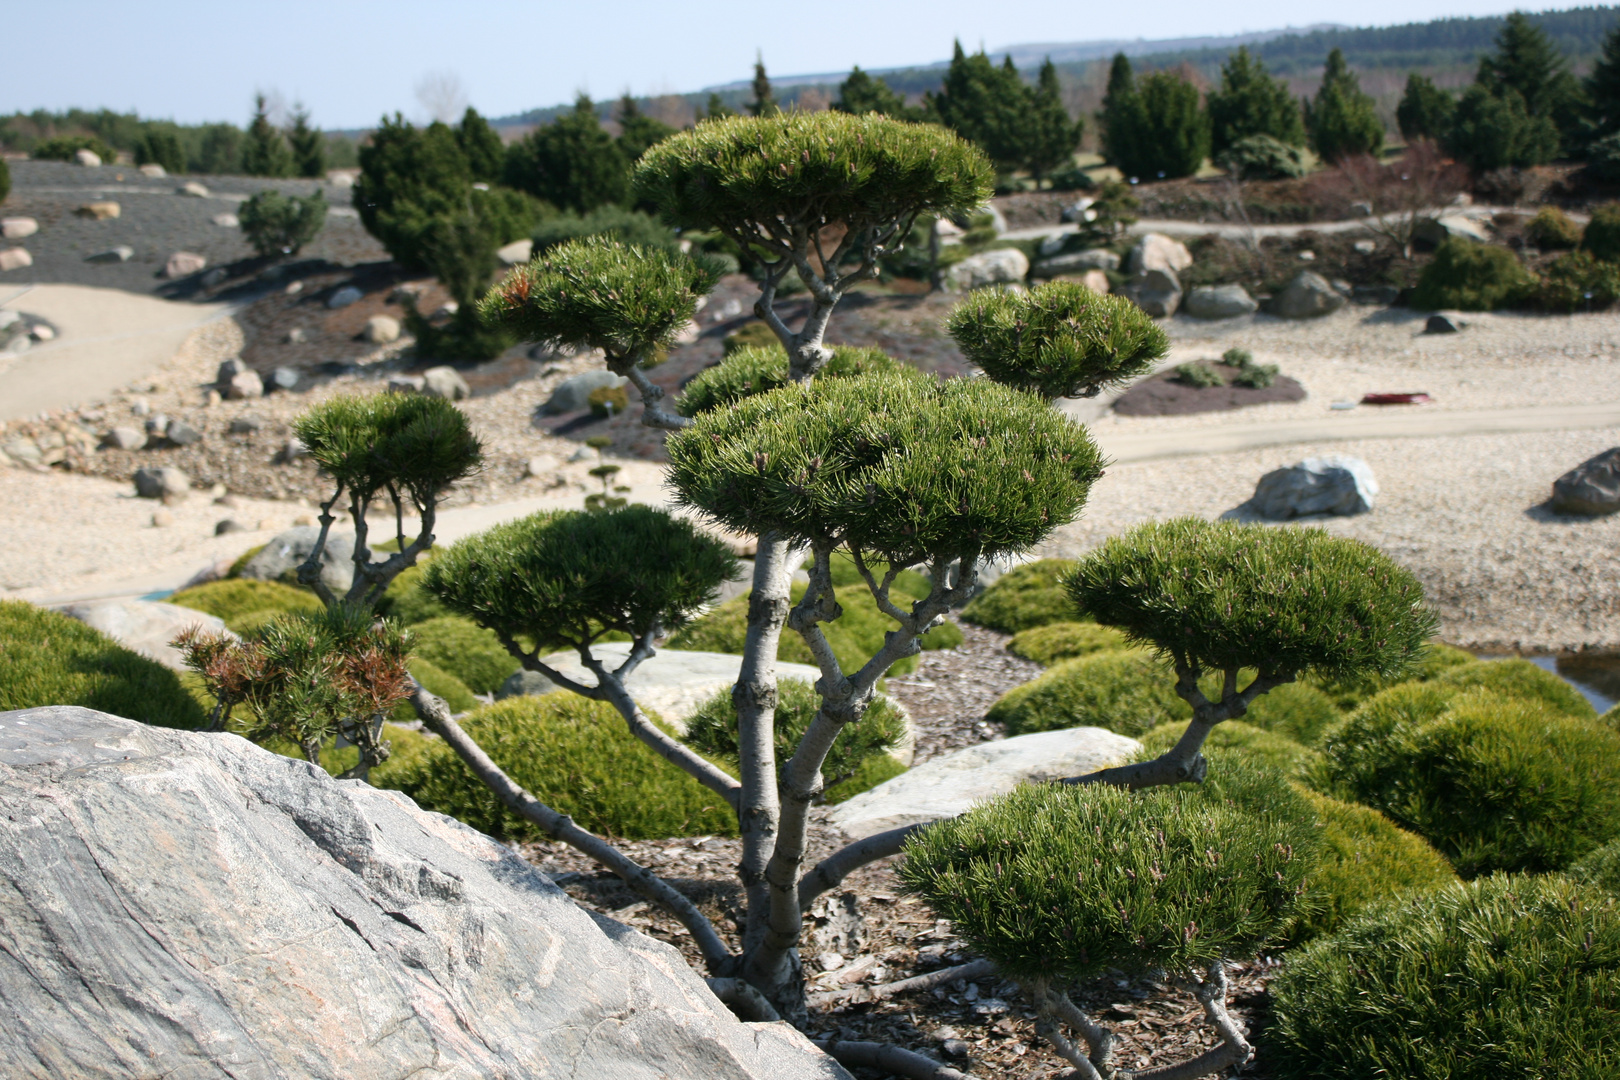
left=1316, top=685, right=1620, bottom=876
left=0, top=600, right=206, bottom=729
left=987, top=649, right=1184, bottom=737
left=167, top=579, right=322, bottom=635
left=395, top=659, right=477, bottom=722
left=1525, top=205, right=1581, bottom=249
left=958, top=558, right=1079, bottom=633
left=1305, top=641, right=1472, bottom=711
left=386, top=695, right=738, bottom=839
left=1265, top=874, right=1620, bottom=1079
left=531, top=204, right=678, bottom=254
left=238, top=188, right=327, bottom=258
left=376, top=561, right=453, bottom=624
left=32, top=134, right=116, bottom=162
left=1410, top=237, right=1537, bottom=311
left=1569, top=837, right=1620, bottom=895
left=1436, top=657, right=1596, bottom=719
left=1584, top=203, right=1620, bottom=263
left=1238, top=680, right=1343, bottom=745
left=1005, top=620, right=1127, bottom=665
left=1540, top=250, right=1620, bottom=311
left=677, top=344, right=905, bottom=417
left=683, top=677, right=906, bottom=796
left=1140, top=718, right=1316, bottom=774
left=407, top=616, right=519, bottom=695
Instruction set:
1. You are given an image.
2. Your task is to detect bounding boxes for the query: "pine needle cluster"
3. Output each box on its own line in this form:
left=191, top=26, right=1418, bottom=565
left=677, top=343, right=902, bottom=416
left=946, top=283, right=1168, bottom=400
left=293, top=392, right=482, bottom=509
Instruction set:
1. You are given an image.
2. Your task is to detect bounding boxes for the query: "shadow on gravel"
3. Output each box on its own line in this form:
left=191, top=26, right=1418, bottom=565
left=1522, top=500, right=1608, bottom=525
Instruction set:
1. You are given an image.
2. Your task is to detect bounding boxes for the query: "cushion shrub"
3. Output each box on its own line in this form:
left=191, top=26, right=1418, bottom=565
left=1140, top=718, right=1317, bottom=775
left=986, top=649, right=1185, bottom=737
left=1569, top=838, right=1620, bottom=895
left=1316, top=685, right=1620, bottom=876
left=377, top=561, right=453, bottom=625
left=1584, top=202, right=1620, bottom=264
left=0, top=600, right=206, bottom=729
left=1265, top=874, right=1620, bottom=1079
left=958, top=558, right=1079, bottom=634
left=227, top=544, right=267, bottom=578
left=1435, top=657, right=1596, bottom=719
left=824, top=753, right=907, bottom=804
left=408, top=616, right=520, bottom=695
left=1409, top=237, right=1536, bottom=311
left=1524, top=205, right=1581, bottom=249
left=393, top=658, right=477, bottom=724
left=1305, top=640, right=1472, bottom=711
left=1005, top=620, right=1127, bottom=665
left=1539, top=250, right=1620, bottom=312
left=1239, top=680, right=1343, bottom=746
left=385, top=695, right=738, bottom=839
left=1603, top=702, right=1620, bottom=731
left=166, top=579, right=321, bottom=634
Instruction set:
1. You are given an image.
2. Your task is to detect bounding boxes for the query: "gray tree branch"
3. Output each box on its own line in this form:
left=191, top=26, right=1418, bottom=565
left=814, top=1039, right=974, bottom=1080
left=809, top=957, right=997, bottom=1008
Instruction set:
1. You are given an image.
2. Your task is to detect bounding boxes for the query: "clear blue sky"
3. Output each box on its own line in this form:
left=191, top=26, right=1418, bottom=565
left=6, top=0, right=1536, bottom=128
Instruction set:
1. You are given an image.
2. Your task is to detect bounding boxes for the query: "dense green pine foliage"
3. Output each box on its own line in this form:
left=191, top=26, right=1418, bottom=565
left=530, top=204, right=677, bottom=255
left=1586, top=203, right=1620, bottom=262
left=748, top=57, right=779, bottom=118
left=1396, top=73, right=1454, bottom=140
left=238, top=188, right=327, bottom=258
left=1476, top=11, right=1586, bottom=151
left=1305, top=49, right=1384, bottom=162
left=1134, top=70, right=1209, bottom=180
left=1005, top=621, right=1128, bottom=665
left=959, top=558, right=1080, bottom=633
left=285, top=105, right=326, bottom=179
left=1589, top=24, right=1620, bottom=143
left=676, top=344, right=901, bottom=416
left=241, top=94, right=294, bottom=178
left=1445, top=83, right=1561, bottom=171
left=1098, top=53, right=1144, bottom=177
left=613, top=94, right=676, bottom=162
left=503, top=95, right=629, bottom=213
left=988, top=649, right=1185, bottom=737
left=135, top=126, right=186, bottom=174
left=1266, top=875, right=1620, bottom=1079
left=1411, top=237, right=1537, bottom=310
left=453, top=107, right=505, bottom=183
left=1206, top=47, right=1305, bottom=156
left=834, top=66, right=918, bottom=119
left=1024, top=60, right=1084, bottom=181
left=926, top=44, right=1034, bottom=173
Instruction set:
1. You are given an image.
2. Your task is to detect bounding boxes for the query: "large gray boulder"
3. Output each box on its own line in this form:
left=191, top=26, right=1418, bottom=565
left=1122, top=267, right=1182, bottom=318
left=1184, top=284, right=1258, bottom=320
left=239, top=525, right=355, bottom=593
left=829, top=727, right=1140, bottom=839
left=0, top=706, right=850, bottom=1080
left=1030, top=247, right=1119, bottom=278
left=1270, top=271, right=1346, bottom=319
left=59, top=600, right=230, bottom=670
left=541, top=370, right=627, bottom=415
left=1551, top=447, right=1620, bottom=516
left=940, top=248, right=1029, bottom=292
left=1124, top=232, right=1193, bottom=276
left=1248, top=455, right=1378, bottom=520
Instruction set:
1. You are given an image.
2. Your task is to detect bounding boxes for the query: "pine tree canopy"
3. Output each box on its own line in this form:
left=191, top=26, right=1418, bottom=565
left=1478, top=11, right=1570, bottom=118
left=1444, top=84, right=1561, bottom=170
left=1099, top=53, right=1144, bottom=176
left=834, top=66, right=914, bottom=119
left=503, top=95, right=630, bottom=213
left=479, top=236, right=720, bottom=366
left=1396, top=74, right=1454, bottom=141
left=1024, top=59, right=1084, bottom=180
left=945, top=283, right=1168, bottom=400
left=634, top=111, right=992, bottom=244
left=749, top=57, right=779, bottom=118
left=1133, top=71, right=1210, bottom=179
left=926, top=43, right=1035, bottom=171
left=423, top=507, right=738, bottom=651
left=676, top=343, right=902, bottom=416
left=286, top=105, right=326, bottom=179
left=615, top=95, right=676, bottom=162
left=455, top=107, right=506, bottom=183
left=1306, top=49, right=1384, bottom=162
left=665, top=369, right=1104, bottom=566
left=292, top=392, right=483, bottom=508
left=1069, top=518, right=1437, bottom=681
left=242, top=94, right=294, bottom=178
left=1588, top=24, right=1620, bottom=141
left=1207, top=47, right=1305, bottom=156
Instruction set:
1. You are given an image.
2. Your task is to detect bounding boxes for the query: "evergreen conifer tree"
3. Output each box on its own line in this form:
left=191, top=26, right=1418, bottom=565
left=1023, top=59, right=1083, bottom=183
left=1445, top=83, right=1560, bottom=172
left=614, top=94, right=676, bottom=162
left=135, top=126, right=187, bottom=175
left=833, top=66, right=914, bottom=119
left=1129, top=69, right=1209, bottom=180
left=242, top=94, right=294, bottom=178
left=702, top=93, right=739, bottom=121
left=927, top=42, right=1032, bottom=172
left=748, top=56, right=779, bottom=118
left=1587, top=24, right=1620, bottom=143
left=1477, top=11, right=1584, bottom=147
left=1396, top=73, right=1455, bottom=141
left=1099, top=53, right=1146, bottom=178
left=1206, top=47, right=1304, bottom=157
left=503, top=95, right=630, bottom=213
left=285, top=104, right=326, bottom=179
left=454, top=107, right=505, bottom=183
left=1305, top=49, right=1384, bottom=163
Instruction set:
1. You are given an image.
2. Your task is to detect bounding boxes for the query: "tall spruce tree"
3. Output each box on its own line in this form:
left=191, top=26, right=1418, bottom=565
left=1306, top=49, right=1384, bottom=163
left=1588, top=23, right=1620, bottom=144
left=748, top=56, right=779, bottom=118
left=614, top=94, right=676, bottom=162
left=702, top=93, right=739, bottom=121
left=503, top=95, right=630, bottom=213
left=834, top=66, right=915, bottom=119
left=927, top=43, right=1031, bottom=172
left=455, top=107, right=506, bottom=184
left=1023, top=59, right=1083, bottom=182
left=242, top=94, right=294, bottom=178
left=285, top=104, right=326, bottom=179
left=1099, top=53, right=1146, bottom=178
left=1477, top=11, right=1584, bottom=148
left=1396, top=73, right=1455, bottom=141
left=1445, top=83, right=1560, bottom=171
left=1206, top=47, right=1304, bottom=157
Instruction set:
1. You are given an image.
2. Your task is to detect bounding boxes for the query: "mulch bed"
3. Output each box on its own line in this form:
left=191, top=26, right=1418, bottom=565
left=1113, top=370, right=1306, bottom=417
left=519, top=622, right=1282, bottom=1078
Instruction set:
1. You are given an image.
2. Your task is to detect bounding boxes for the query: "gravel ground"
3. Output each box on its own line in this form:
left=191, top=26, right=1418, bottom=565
left=0, top=160, right=384, bottom=296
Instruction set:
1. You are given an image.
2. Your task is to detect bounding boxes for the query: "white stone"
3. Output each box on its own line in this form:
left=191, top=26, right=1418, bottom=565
left=363, top=315, right=401, bottom=344
left=132, top=465, right=191, bottom=500
left=524, top=453, right=560, bottom=477
left=1125, top=233, right=1194, bottom=276
left=1123, top=267, right=1182, bottom=318
left=541, top=370, right=627, bottom=414
left=29, top=324, right=54, bottom=342
left=239, top=526, right=354, bottom=593
left=496, top=238, right=534, bottom=265
left=76, top=201, right=120, bottom=220
left=284, top=327, right=307, bottom=344
left=1415, top=214, right=1491, bottom=246
left=1183, top=284, right=1258, bottom=320
left=0, top=217, right=38, bottom=240
left=1030, top=247, right=1120, bottom=278
left=1269, top=270, right=1346, bottom=319
left=177, top=181, right=210, bottom=197
left=326, top=169, right=358, bottom=187
left=103, top=426, right=146, bottom=451
left=829, top=727, right=1141, bottom=839
left=86, top=246, right=134, bottom=264
left=1353, top=238, right=1378, bottom=254
left=940, top=248, right=1029, bottom=292
left=388, top=375, right=426, bottom=393
left=224, top=369, right=264, bottom=400
left=138, top=163, right=166, bottom=178
left=327, top=285, right=363, bottom=309
left=421, top=366, right=470, bottom=400
left=0, top=249, right=34, bottom=272
left=212, top=213, right=240, bottom=228
left=58, top=601, right=230, bottom=671
left=73, top=148, right=102, bottom=167
left=164, top=251, right=207, bottom=279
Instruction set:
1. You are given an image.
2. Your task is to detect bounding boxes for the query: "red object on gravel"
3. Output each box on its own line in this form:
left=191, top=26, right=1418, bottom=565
left=1360, top=392, right=1433, bottom=405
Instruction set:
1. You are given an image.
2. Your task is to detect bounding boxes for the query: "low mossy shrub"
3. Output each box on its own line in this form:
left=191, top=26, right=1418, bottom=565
left=1316, top=685, right=1620, bottom=876
left=408, top=616, right=520, bottom=695
left=1524, top=205, right=1581, bottom=249
left=1290, top=788, right=1456, bottom=941
left=32, top=134, right=116, bottom=163
left=307, top=723, right=436, bottom=783
left=824, top=753, right=907, bottom=804
left=1303, top=640, right=1472, bottom=712
left=387, top=695, right=738, bottom=839
left=683, top=677, right=906, bottom=796
left=167, top=579, right=321, bottom=634
left=1140, top=719, right=1318, bottom=775
left=669, top=581, right=957, bottom=677
left=959, top=558, right=1080, bottom=634
left=393, top=659, right=477, bottom=724
left=1569, top=837, right=1620, bottom=895
left=1539, top=250, right=1620, bottom=312
left=1435, top=657, right=1596, bottom=719
left=1239, top=680, right=1343, bottom=746
left=1005, top=620, right=1127, bottom=665
left=1409, top=237, right=1536, bottom=311
left=1583, top=202, right=1620, bottom=264
left=378, top=562, right=453, bottom=625
left=987, top=649, right=1184, bottom=737
left=227, top=544, right=267, bottom=578
left=0, top=600, right=207, bottom=729
left=1265, top=874, right=1620, bottom=1079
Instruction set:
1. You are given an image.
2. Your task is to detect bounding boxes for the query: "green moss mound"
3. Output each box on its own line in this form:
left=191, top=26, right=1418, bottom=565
left=1436, top=657, right=1597, bottom=719
left=1006, top=621, right=1126, bottom=665
left=393, top=659, right=477, bottom=725
left=387, top=696, right=738, bottom=839
left=959, top=559, right=1079, bottom=634
left=1410, top=237, right=1536, bottom=311
left=1265, top=874, right=1620, bottom=1079
left=1317, top=685, right=1620, bottom=877
left=1583, top=202, right=1620, bottom=264
left=1140, top=719, right=1318, bottom=775
left=824, top=754, right=907, bottom=804
left=1239, top=680, right=1343, bottom=746
left=1305, top=641, right=1472, bottom=712
left=227, top=544, right=267, bottom=578
left=0, top=600, right=207, bottom=729
left=167, top=579, right=321, bottom=634
left=409, top=616, right=520, bottom=695
left=987, top=649, right=1185, bottom=737
left=377, top=561, right=453, bottom=625
left=1569, top=838, right=1620, bottom=895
